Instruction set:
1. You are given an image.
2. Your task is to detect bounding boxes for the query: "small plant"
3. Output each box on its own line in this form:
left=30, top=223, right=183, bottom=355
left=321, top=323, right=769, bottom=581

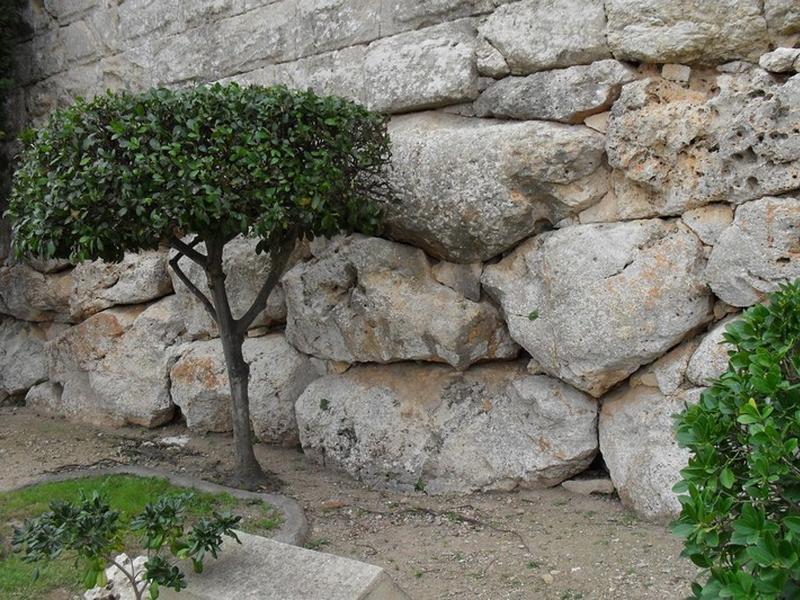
left=672, top=280, right=800, bottom=599
left=12, top=491, right=241, bottom=600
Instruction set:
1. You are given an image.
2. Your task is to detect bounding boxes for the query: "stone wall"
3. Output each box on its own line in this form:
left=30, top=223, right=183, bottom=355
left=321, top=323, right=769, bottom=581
left=2, top=0, right=800, bottom=520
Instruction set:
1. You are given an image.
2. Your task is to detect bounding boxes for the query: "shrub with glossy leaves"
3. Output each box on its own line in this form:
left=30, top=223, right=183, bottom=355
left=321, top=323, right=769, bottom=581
left=673, top=280, right=800, bottom=599
left=12, top=491, right=240, bottom=600
left=6, top=83, right=390, bottom=263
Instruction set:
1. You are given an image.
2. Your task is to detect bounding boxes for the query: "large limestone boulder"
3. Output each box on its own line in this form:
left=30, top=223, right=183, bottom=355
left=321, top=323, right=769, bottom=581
left=478, top=0, right=610, bottom=74
left=364, top=20, right=478, bottom=113
left=45, top=296, right=185, bottom=427
left=600, top=378, right=703, bottom=521
left=603, top=71, right=800, bottom=220
left=169, top=334, right=319, bottom=446
left=605, top=0, right=769, bottom=64
left=282, top=236, right=519, bottom=369
left=474, top=59, right=637, bottom=123
left=295, top=362, right=598, bottom=494
left=0, top=318, right=66, bottom=401
left=482, top=219, right=714, bottom=397
left=706, top=197, right=800, bottom=307
left=387, top=112, right=608, bottom=262
left=69, top=250, right=173, bottom=321
left=0, top=262, right=73, bottom=322
left=169, top=236, right=307, bottom=339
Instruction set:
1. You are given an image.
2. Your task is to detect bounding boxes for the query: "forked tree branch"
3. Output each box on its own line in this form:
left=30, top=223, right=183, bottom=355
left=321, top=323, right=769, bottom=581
left=234, top=234, right=296, bottom=336
left=169, top=235, right=208, bottom=267
left=169, top=250, right=218, bottom=323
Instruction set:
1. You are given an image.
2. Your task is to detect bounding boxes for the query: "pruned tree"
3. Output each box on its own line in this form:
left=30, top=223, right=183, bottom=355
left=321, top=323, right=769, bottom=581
left=7, top=83, right=391, bottom=488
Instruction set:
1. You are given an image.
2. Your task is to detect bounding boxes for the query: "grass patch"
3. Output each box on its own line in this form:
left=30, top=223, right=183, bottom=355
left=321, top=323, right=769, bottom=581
left=0, top=474, right=281, bottom=600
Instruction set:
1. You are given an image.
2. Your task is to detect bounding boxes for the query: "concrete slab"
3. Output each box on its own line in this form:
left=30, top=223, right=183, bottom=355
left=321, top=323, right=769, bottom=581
left=160, top=530, right=410, bottom=600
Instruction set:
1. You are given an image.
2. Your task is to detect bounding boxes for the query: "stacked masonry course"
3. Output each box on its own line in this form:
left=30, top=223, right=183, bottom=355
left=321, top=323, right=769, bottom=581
left=2, top=0, right=800, bottom=521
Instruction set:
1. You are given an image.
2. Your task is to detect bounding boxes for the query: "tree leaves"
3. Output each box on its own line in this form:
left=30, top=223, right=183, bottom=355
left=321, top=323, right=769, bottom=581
left=6, top=83, right=392, bottom=265
left=672, top=280, right=800, bottom=599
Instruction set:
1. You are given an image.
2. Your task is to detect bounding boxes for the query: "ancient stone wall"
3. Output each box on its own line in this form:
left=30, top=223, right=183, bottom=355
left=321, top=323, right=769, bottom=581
left=2, top=0, right=800, bottom=520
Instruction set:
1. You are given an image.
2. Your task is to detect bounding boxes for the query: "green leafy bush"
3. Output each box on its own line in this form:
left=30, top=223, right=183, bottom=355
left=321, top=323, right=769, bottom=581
left=7, top=83, right=390, bottom=263
left=12, top=491, right=240, bottom=600
left=673, top=280, right=800, bottom=599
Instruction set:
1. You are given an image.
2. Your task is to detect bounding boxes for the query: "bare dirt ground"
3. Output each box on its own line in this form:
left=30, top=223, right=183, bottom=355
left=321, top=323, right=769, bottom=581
left=0, top=406, right=697, bottom=599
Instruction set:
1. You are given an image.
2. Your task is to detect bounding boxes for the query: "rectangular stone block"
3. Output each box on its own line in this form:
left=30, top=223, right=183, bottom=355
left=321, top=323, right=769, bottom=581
left=160, top=531, right=409, bottom=600
left=150, top=0, right=297, bottom=84
left=364, top=20, right=478, bottom=113
left=295, top=0, right=381, bottom=57
left=223, top=45, right=366, bottom=103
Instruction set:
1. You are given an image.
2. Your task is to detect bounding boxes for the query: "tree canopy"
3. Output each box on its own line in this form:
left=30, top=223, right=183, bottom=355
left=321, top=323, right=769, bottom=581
left=7, top=83, right=391, bottom=262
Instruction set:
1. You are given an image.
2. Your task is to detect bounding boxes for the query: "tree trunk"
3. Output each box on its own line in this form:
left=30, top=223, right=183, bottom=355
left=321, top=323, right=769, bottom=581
left=204, top=238, right=266, bottom=489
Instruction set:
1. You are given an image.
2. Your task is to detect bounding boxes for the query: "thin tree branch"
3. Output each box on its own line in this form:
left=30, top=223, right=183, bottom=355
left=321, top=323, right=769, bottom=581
left=108, top=557, right=144, bottom=600
left=169, top=235, right=208, bottom=267
left=169, top=251, right=218, bottom=322
left=234, top=235, right=295, bottom=336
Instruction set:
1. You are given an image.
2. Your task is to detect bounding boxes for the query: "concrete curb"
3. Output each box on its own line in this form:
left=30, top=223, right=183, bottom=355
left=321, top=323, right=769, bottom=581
left=1, top=464, right=309, bottom=546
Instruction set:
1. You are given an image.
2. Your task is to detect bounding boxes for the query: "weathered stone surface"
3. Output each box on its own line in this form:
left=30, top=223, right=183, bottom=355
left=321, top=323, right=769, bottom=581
left=766, top=0, right=800, bottom=35
left=46, top=297, right=184, bottom=427
left=25, top=381, right=63, bottom=413
left=69, top=250, right=173, bottom=321
left=606, top=72, right=800, bottom=219
left=364, top=21, right=478, bottom=113
left=606, top=0, right=769, bottom=64
left=478, top=0, right=610, bottom=74
left=600, top=381, right=703, bottom=521
left=629, top=340, right=699, bottom=397
left=150, top=1, right=297, bottom=84
left=482, top=219, right=713, bottom=397
left=0, top=319, right=65, bottom=400
left=295, top=0, right=381, bottom=57
left=227, top=46, right=366, bottom=104
left=283, top=236, right=518, bottom=369
left=661, top=64, right=691, bottom=85
left=706, top=197, right=800, bottom=307
left=681, top=204, right=734, bottom=246
left=431, top=261, right=482, bottom=302
left=687, top=316, right=738, bottom=387
left=169, top=236, right=304, bottom=339
left=387, top=112, right=608, bottom=262
left=0, top=263, right=74, bottom=323
left=169, top=334, right=318, bottom=445
left=24, top=256, right=72, bottom=274
left=383, top=0, right=511, bottom=35
left=583, top=111, right=609, bottom=133
left=759, top=47, right=800, bottom=72
left=160, top=531, right=410, bottom=600
left=475, top=37, right=509, bottom=77
left=296, top=362, right=598, bottom=493
left=474, top=60, right=637, bottom=123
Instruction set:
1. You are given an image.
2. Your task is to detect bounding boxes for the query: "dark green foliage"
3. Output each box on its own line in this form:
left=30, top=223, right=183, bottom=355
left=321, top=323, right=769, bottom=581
left=672, top=280, right=800, bottom=599
left=12, top=490, right=240, bottom=600
left=0, top=0, right=27, bottom=141
left=0, top=0, right=29, bottom=227
left=7, top=83, right=391, bottom=262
